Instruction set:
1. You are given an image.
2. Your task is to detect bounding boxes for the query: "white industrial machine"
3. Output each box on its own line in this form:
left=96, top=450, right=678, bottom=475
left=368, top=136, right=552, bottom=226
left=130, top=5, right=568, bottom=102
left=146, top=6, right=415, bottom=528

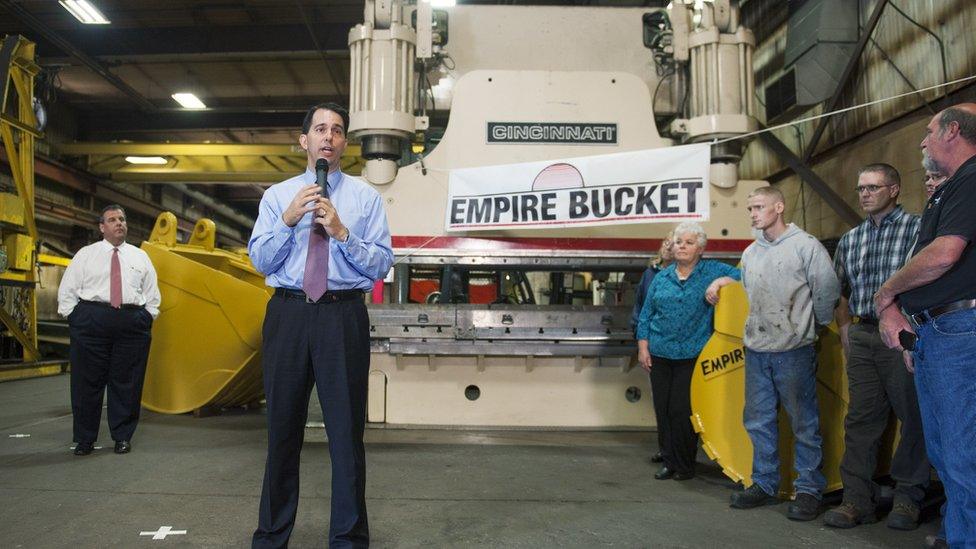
left=348, top=0, right=765, bottom=427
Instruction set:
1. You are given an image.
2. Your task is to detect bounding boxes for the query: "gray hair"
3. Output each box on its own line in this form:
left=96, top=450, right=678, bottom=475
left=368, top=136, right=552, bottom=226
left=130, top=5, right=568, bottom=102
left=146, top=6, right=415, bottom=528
left=672, top=221, right=707, bottom=248
left=938, top=107, right=976, bottom=144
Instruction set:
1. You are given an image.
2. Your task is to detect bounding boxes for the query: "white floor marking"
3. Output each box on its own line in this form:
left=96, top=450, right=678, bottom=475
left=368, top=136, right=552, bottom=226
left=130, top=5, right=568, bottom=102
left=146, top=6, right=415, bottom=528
left=139, top=526, right=187, bottom=540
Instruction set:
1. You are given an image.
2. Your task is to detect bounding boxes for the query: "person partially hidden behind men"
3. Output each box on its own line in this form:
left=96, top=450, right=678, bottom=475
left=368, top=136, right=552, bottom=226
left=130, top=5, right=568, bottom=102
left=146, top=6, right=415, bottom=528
left=57, top=204, right=160, bottom=456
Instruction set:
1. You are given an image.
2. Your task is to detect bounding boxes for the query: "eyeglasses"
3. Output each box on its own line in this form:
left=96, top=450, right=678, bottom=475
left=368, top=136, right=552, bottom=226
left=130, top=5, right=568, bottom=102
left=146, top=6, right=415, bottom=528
left=854, top=184, right=892, bottom=194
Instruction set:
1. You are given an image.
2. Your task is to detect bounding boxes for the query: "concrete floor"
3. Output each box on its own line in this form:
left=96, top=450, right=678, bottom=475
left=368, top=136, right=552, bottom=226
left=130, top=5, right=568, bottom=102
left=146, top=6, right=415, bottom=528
left=0, top=375, right=938, bottom=548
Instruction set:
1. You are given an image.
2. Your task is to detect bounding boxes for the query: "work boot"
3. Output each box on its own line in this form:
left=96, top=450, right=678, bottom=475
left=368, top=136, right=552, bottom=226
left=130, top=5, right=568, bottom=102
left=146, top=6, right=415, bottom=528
left=823, top=501, right=878, bottom=528
left=886, top=494, right=920, bottom=531
left=730, top=484, right=779, bottom=509
left=787, top=493, right=821, bottom=521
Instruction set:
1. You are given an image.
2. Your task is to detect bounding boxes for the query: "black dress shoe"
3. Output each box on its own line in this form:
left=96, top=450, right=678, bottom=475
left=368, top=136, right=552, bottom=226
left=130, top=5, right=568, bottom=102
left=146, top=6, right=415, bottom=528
left=673, top=470, right=696, bottom=481
left=651, top=451, right=664, bottom=463
left=114, top=440, right=131, bottom=454
left=73, top=442, right=94, bottom=456
left=654, top=466, right=675, bottom=480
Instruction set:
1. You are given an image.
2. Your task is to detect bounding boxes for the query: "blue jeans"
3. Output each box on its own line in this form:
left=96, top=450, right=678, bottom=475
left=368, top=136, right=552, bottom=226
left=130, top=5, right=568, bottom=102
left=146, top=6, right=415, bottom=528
left=913, top=308, right=976, bottom=547
left=744, top=345, right=826, bottom=498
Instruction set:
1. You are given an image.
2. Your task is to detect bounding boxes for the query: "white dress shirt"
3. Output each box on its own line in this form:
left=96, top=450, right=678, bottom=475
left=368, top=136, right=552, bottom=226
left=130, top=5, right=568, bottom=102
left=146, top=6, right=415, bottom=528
left=57, top=240, right=161, bottom=318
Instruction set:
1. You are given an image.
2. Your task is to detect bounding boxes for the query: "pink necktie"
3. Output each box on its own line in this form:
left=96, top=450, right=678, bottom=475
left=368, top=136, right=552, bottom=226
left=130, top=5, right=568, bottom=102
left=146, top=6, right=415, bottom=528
left=110, top=248, right=122, bottom=308
left=303, top=225, right=329, bottom=301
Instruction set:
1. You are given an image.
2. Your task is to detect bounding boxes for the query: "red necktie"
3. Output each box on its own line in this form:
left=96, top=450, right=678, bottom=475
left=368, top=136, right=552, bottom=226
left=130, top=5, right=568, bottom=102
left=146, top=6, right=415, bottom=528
left=110, top=248, right=122, bottom=308
left=303, top=225, right=329, bottom=301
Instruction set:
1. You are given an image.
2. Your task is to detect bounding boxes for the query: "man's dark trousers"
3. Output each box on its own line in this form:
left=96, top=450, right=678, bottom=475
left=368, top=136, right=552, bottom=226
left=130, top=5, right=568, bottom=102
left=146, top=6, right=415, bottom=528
left=253, top=291, right=371, bottom=549
left=839, top=323, right=929, bottom=509
left=68, top=300, right=153, bottom=444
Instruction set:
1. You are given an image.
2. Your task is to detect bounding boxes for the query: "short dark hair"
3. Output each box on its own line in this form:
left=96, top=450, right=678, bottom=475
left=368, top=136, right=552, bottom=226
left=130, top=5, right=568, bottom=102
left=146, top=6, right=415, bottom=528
left=99, top=204, right=125, bottom=223
left=858, top=162, right=901, bottom=187
left=938, top=106, right=976, bottom=144
left=302, top=102, right=350, bottom=135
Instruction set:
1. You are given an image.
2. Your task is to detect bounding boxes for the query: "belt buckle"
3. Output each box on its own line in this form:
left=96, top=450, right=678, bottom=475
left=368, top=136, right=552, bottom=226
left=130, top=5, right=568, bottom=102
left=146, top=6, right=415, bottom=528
left=909, top=312, right=927, bottom=327
left=306, top=294, right=314, bottom=304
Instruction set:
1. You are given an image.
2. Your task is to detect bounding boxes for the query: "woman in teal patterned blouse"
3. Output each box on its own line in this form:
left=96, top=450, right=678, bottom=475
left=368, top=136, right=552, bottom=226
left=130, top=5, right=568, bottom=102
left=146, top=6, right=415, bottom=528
left=636, top=222, right=740, bottom=480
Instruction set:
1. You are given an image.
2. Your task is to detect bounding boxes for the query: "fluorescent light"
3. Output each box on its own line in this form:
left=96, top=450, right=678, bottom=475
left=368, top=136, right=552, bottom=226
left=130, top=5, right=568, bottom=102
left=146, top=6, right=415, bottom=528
left=430, top=0, right=456, bottom=7
left=171, top=93, right=207, bottom=109
left=59, top=1, right=111, bottom=25
left=125, top=156, right=168, bottom=165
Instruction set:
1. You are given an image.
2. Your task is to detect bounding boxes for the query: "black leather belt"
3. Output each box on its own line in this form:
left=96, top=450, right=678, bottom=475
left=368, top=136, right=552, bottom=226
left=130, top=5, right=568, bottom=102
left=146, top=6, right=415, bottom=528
left=274, top=288, right=365, bottom=304
left=79, top=299, right=144, bottom=311
left=853, top=316, right=878, bottom=326
left=909, top=298, right=976, bottom=327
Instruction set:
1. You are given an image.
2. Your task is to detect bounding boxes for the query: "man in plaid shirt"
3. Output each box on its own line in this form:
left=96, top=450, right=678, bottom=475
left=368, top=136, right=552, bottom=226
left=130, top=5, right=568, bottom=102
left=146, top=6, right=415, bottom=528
left=825, top=163, right=929, bottom=531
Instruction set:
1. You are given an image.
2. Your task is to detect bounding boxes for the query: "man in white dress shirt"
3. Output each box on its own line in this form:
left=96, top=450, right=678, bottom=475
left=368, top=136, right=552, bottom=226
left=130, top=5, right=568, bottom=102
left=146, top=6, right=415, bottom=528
left=57, top=205, right=161, bottom=455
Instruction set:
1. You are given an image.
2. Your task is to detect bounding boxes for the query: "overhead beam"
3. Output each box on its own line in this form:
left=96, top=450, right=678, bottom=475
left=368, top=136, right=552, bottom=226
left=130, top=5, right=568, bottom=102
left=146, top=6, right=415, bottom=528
left=802, top=0, right=889, bottom=161
left=109, top=171, right=308, bottom=184
left=0, top=0, right=157, bottom=112
left=1, top=148, right=248, bottom=245
left=764, top=80, right=976, bottom=186
left=758, top=131, right=862, bottom=228
left=41, top=50, right=345, bottom=65
left=22, top=24, right=353, bottom=58
left=57, top=142, right=428, bottom=157
left=59, top=142, right=364, bottom=181
left=75, top=107, right=344, bottom=135
left=59, top=142, right=322, bottom=156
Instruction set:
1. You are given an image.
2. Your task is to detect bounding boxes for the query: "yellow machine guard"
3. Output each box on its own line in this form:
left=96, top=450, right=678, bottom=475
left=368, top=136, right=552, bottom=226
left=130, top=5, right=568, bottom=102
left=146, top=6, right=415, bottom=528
left=692, top=283, right=895, bottom=495
left=140, top=213, right=272, bottom=414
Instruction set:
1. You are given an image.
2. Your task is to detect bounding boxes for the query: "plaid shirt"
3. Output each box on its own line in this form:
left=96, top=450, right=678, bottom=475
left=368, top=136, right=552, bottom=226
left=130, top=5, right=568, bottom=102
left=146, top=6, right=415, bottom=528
left=833, top=205, right=919, bottom=318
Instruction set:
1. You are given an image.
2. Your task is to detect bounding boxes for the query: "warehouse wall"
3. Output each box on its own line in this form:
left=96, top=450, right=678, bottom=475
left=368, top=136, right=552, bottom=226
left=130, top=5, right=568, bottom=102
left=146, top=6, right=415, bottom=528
left=740, top=0, right=976, bottom=238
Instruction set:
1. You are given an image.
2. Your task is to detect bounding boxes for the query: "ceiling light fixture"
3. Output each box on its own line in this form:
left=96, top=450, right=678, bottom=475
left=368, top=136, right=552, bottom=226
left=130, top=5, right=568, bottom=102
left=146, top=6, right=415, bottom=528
left=59, top=1, right=111, bottom=25
left=430, top=0, right=456, bottom=7
left=171, top=93, right=207, bottom=109
left=125, top=156, right=168, bottom=165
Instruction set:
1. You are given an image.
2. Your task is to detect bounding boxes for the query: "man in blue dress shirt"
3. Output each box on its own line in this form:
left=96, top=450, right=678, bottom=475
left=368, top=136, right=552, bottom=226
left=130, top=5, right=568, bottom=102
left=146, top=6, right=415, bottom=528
left=249, top=102, right=394, bottom=549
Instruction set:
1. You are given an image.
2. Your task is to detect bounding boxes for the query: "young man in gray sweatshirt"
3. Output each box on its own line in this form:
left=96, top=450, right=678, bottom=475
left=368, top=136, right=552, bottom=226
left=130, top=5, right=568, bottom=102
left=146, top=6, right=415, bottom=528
left=729, top=186, right=841, bottom=522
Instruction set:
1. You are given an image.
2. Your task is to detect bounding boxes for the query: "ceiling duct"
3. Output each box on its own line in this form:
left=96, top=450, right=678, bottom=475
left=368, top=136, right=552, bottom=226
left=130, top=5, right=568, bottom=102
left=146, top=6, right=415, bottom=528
left=764, top=0, right=859, bottom=122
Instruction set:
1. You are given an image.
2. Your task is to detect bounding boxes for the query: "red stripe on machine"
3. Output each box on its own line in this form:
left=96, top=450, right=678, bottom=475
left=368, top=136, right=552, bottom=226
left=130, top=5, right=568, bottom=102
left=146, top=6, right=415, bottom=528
left=392, top=236, right=752, bottom=253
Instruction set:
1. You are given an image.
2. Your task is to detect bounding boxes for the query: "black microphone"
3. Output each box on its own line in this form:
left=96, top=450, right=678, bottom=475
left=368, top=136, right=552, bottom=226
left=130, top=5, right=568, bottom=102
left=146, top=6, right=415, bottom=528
left=315, top=158, right=329, bottom=199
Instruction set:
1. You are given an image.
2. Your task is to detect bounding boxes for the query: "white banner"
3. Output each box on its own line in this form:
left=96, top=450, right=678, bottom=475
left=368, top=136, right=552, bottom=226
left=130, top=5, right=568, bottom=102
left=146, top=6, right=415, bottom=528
left=445, top=144, right=711, bottom=231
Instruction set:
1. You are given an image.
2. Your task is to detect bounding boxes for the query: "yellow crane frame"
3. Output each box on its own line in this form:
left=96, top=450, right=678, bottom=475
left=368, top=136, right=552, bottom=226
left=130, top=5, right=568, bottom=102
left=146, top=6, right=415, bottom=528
left=0, top=36, right=61, bottom=380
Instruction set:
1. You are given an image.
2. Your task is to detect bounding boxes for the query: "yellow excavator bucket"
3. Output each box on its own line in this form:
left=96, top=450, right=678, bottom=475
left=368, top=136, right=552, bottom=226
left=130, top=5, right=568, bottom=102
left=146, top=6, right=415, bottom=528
left=691, top=282, right=895, bottom=496
left=140, top=212, right=272, bottom=414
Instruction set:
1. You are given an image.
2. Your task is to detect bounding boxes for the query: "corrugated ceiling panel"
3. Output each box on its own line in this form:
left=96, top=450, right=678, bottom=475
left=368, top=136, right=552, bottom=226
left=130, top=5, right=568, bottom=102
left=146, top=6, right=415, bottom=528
left=741, top=0, right=976, bottom=180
